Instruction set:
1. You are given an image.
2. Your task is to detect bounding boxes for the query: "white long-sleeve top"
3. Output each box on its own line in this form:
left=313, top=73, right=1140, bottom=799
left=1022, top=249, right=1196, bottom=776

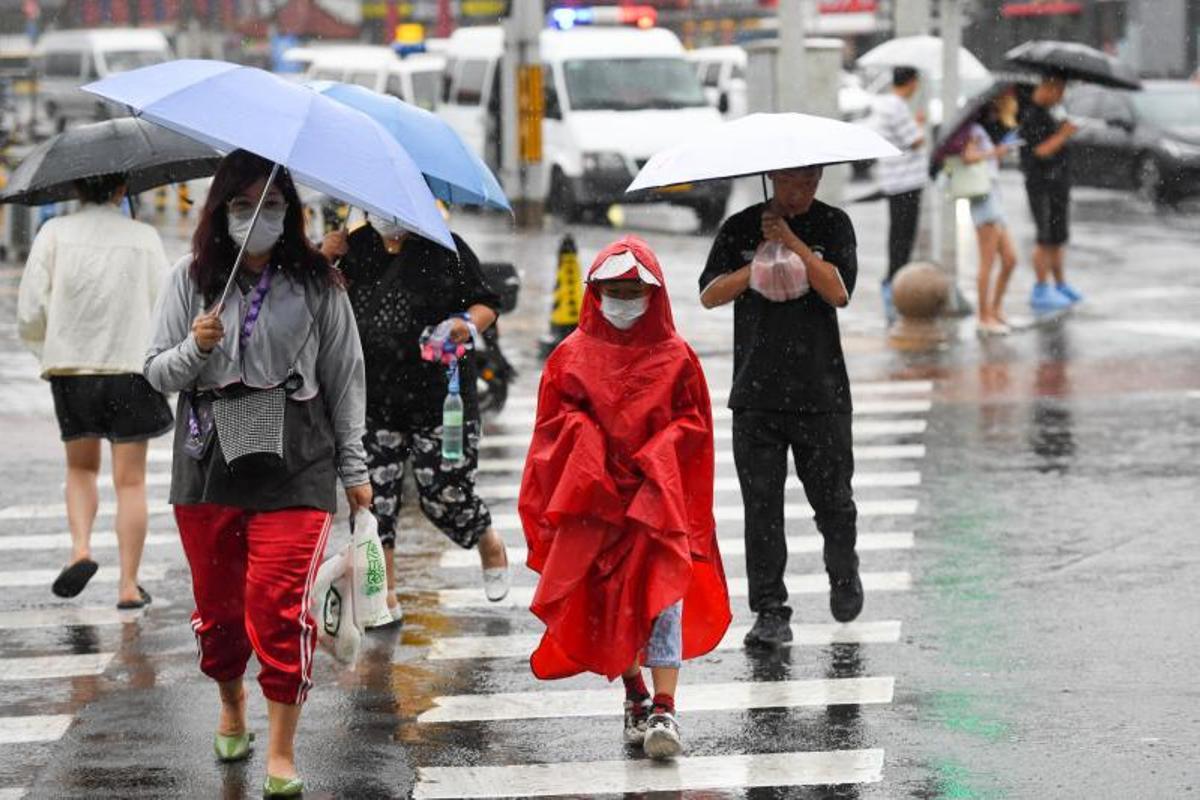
left=17, top=203, right=170, bottom=378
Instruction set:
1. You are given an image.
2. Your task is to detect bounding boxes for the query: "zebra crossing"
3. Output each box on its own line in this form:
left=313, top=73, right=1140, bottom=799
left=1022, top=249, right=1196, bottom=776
left=404, top=361, right=933, bottom=798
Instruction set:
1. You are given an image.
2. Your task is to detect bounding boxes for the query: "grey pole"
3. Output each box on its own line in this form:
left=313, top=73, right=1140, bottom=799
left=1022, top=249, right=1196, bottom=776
left=501, top=0, right=546, bottom=228
left=893, top=0, right=931, bottom=38
left=939, top=0, right=963, bottom=311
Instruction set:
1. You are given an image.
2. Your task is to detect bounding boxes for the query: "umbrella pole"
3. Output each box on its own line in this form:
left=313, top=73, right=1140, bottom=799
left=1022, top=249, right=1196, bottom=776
left=216, top=162, right=282, bottom=310
left=760, top=173, right=769, bottom=203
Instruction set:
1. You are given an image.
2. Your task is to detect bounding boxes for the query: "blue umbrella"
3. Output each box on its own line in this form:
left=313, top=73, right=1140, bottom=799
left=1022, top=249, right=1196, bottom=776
left=82, top=60, right=454, bottom=252
left=309, top=80, right=511, bottom=213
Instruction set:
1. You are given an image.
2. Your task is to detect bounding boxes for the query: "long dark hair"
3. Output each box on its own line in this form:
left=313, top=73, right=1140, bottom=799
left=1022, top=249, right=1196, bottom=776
left=191, top=149, right=342, bottom=304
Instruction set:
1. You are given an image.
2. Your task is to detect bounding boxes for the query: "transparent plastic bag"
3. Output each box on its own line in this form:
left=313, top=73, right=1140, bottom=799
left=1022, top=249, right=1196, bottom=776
left=749, top=241, right=809, bottom=302
left=311, top=548, right=361, bottom=666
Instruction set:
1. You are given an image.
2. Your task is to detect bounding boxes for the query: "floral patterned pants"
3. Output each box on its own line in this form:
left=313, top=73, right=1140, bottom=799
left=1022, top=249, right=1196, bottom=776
left=362, top=418, right=492, bottom=549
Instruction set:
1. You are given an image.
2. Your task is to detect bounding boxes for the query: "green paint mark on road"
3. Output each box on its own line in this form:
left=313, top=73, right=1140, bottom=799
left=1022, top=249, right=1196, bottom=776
left=934, top=758, right=1005, bottom=799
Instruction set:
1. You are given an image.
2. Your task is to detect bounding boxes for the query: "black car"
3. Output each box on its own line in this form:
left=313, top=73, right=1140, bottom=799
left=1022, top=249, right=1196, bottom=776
left=1064, top=81, right=1200, bottom=203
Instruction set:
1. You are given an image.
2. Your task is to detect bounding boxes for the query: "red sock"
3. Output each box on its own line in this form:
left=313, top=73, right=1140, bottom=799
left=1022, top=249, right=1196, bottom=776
left=622, top=672, right=650, bottom=701
left=652, top=693, right=675, bottom=715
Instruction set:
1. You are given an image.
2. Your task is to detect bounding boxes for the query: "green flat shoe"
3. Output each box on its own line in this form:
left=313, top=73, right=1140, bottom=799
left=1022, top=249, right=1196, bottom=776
left=213, top=730, right=254, bottom=762
left=263, top=774, right=304, bottom=798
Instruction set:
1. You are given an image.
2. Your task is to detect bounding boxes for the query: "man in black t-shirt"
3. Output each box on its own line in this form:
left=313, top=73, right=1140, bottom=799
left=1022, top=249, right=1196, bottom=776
left=1019, top=74, right=1081, bottom=314
left=699, top=166, right=863, bottom=648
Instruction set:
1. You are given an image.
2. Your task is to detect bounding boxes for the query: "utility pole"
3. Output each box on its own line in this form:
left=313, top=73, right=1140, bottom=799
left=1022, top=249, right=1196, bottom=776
left=501, top=0, right=546, bottom=227
left=893, top=0, right=930, bottom=38
left=939, top=0, right=963, bottom=310
left=775, top=0, right=814, bottom=114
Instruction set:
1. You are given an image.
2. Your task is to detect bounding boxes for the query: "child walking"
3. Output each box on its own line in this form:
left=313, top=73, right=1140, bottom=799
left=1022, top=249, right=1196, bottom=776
left=518, top=236, right=731, bottom=760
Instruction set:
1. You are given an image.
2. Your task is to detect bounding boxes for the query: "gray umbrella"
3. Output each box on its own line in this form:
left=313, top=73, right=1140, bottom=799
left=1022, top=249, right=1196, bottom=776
left=1005, top=40, right=1141, bottom=91
left=0, top=117, right=221, bottom=206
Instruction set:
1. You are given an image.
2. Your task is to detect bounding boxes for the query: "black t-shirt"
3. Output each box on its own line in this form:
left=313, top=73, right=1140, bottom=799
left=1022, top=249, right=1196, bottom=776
left=342, top=227, right=501, bottom=428
left=1019, top=102, right=1069, bottom=186
left=699, top=200, right=857, bottom=415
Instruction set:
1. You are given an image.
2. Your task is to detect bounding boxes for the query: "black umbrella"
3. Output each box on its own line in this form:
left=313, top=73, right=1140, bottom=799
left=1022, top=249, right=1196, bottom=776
left=0, top=117, right=222, bottom=206
left=1005, top=40, right=1142, bottom=91
left=928, top=77, right=1037, bottom=175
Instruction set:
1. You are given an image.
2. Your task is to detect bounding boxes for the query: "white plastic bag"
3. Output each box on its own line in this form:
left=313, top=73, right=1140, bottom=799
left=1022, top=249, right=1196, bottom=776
left=749, top=241, right=809, bottom=302
left=351, top=509, right=394, bottom=630
left=311, top=548, right=362, bottom=666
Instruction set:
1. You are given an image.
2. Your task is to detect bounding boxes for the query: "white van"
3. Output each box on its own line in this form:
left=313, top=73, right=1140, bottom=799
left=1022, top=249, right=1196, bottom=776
left=687, top=45, right=748, bottom=119
left=440, top=22, right=730, bottom=229
left=34, top=29, right=171, bottom=130
left=306, top=46, right=444, bottom=111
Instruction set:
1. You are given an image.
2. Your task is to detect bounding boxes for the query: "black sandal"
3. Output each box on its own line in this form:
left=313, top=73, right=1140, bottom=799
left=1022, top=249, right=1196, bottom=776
left=116, top=585, right=152, bottom=610
left=52, top=559, right=99, bottom=598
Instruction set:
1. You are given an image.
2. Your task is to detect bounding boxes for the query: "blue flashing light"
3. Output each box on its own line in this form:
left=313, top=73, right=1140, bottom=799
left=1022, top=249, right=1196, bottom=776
left=393, top=42, right=428, bottom=57
left=549, top=7, right=594, bottom=30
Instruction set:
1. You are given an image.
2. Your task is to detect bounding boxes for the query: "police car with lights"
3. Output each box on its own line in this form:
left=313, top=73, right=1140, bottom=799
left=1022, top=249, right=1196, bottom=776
left=439, top=7, right=731, bottom=230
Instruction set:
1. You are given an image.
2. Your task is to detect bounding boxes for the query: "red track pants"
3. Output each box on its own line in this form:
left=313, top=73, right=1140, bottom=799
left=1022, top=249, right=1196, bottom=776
left=175, top=504, right=332, bottom=705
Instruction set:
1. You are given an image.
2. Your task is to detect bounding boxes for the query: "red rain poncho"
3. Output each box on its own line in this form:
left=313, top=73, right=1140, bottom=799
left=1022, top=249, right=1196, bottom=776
left=518, top=236, right=731, bottom=680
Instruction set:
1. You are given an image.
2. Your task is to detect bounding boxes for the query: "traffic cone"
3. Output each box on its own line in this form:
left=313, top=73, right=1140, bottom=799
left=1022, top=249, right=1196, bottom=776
left=538, top=234, right=583, bottom=358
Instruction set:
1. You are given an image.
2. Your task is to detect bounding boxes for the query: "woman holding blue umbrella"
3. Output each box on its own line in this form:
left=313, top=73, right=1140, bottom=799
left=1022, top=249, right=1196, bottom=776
left=145, top=150, right=371, bottom=798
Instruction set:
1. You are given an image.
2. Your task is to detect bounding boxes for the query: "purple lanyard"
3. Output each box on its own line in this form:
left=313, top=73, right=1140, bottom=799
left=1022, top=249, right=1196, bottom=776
left=239, top=266, right=274, bottom=351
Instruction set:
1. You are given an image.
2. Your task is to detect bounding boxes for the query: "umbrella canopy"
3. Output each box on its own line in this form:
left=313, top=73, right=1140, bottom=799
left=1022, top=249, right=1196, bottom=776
left=1005, top=40, right=1141, bottom=91
left=0, top=117, right=221, bottom=206
left=82, top=59, right=454, bottom=251
left=308, top=80, right=510, bottom=213
left=857, top=35, right=991, bottom=82
left=626, top=113, right=901, bottom=194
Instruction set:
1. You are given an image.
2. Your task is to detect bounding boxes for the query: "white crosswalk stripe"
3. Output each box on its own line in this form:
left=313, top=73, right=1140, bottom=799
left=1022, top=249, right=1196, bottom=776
left=419, top=677, right=894, bottom=723
left=0, top=715, right=73, bottom=745
left=479, top=419, right=927, bottom=449
left=500, top=400, right=932, bottom=427
left=0, top=563, right=169, bottom=589
left=414, top=749, right=886, bottom=798
left=502, top=378, right=935, bottom=408
left=0, top=532, right=177, bottom=552
left=438, top=532, right=915, bottom=569
left=489, top=499, right=918, bottom=533
left=476, top=444, right=927, bottom=473
left=427, top=620, right=903, bottom=661
left=0, top=787, right=28, bottom=799
left=0, top=606, right=148, bottom=631
left=0, top=501, right=174, bottom=521
left=0, top=653, right=115, bottom=681
left=432, top=571, right=912, bottom=609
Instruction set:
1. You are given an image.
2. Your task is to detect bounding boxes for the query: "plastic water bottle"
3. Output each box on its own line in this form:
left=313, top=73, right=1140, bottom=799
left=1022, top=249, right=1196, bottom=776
left=442, top=361, right=464, bottom=462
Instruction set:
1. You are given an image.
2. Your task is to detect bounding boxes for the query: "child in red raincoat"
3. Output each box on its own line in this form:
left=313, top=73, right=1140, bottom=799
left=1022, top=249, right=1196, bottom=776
left=518, top=236, right=731, bottom=760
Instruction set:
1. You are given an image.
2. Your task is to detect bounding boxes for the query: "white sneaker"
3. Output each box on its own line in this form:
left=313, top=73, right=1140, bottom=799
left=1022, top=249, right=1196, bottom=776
left=643, top=711, right=682, bottom=760
left=483, top=566, right=510, bottom=602
left=623, top=697, right=652, bottom=744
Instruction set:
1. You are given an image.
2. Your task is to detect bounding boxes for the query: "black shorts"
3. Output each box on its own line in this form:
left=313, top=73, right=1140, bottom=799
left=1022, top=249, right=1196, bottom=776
left=50, top=374, right=174, bottom=443
left=1025, top=181, right=1070, bottom=246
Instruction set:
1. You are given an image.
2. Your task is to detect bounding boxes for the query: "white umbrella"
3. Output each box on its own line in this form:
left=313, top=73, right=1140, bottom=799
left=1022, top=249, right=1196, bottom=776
left=857, top=35, right=990, bottom=82
left=626, top=112, right=901, bottom=196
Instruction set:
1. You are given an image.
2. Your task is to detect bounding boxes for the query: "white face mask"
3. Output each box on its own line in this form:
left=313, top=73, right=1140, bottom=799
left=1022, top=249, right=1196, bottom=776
left=228, top=206, right=286, bottom=255
left=600, top=294, right=649, bottom=330
left=372, top=216, right=407, bottom=241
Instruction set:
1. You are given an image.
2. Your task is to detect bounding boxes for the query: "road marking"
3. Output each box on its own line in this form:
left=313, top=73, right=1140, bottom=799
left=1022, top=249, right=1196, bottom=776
left=499, top=400, right=931, bottom=426
left=431, top=572, right=912, bottom=609
left=0, top=788, right=27, bottom=800
left=0, top=532, right=177, bottom=552
left=92, top=473, right=172, bottom=488
left=489, top=499, right=918, bottom=533
left=0, top=606, right=146, bottom=630
left=480, top=420, right=927, bottom=449
left=1103, top=320, right=1200, bottom=340
left=0, top=563, right=168, bottom=589
left=477, top=444, right=928, bottom=474
left=427, top=620, right=903, bottom=661
left=413, top=748, right=885, bottom=798
left=0, top=653, right=115, bottom=681
left=477, top=472, right=920, bottom=502
left=0, top=715, right=73, bottom=745
left=418, top=676, right=894, bottom=723
left=439, top=532, right=915, bottom=569
left=0, top=501, right=173, bottom=521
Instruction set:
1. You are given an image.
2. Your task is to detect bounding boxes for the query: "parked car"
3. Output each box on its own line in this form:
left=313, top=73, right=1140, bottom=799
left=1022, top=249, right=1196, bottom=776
left=1064, top=81, right=1200, bottom=204
left=687, top=45, right=747, bottom=118
left=838, top=70, right=875, bottom=121
left=33, top=29, right=171, bottom=130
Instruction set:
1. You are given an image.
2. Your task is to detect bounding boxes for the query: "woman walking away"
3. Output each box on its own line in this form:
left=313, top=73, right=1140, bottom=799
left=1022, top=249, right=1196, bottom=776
left=322, top=219, right=509, bottom=615
left=145, top=150, right=371, bottom=798
left=950, top=91, right=1021, bottom=336
left=518, top=236, right=731, bottom=761
left=17, top=172, right=173, bottom=610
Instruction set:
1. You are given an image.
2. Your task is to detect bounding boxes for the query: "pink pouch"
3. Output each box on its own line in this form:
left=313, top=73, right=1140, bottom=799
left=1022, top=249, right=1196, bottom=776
left=749, top=241, right=809, bottom=302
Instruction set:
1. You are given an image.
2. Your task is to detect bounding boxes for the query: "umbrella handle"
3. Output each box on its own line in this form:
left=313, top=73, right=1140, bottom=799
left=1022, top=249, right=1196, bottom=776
left=216, top=162, right=283, bottom=311
left=761, top=173, right=769, bottom=203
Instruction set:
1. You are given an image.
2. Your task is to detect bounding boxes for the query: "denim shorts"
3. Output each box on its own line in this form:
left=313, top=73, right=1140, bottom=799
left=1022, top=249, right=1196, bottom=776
left=644, top=601, right=683, bottom=669
left=969, top=187, right=1006, bottom=228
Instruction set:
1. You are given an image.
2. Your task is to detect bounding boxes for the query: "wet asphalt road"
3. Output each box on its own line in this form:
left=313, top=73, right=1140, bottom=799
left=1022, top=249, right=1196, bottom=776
left=0, top=171, right=1198, bottom=798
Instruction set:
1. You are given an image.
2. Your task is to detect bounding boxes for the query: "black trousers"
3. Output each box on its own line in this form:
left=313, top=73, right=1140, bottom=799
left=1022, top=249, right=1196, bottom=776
left=732, top=410, right=859, bottom=616
left=886, top=189, right=923, bottom=281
